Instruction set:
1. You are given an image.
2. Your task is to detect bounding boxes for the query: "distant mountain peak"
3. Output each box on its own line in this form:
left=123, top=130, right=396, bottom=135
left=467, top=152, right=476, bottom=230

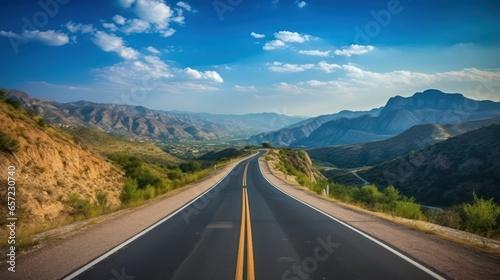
left=384, top=89, right=468, bottom=111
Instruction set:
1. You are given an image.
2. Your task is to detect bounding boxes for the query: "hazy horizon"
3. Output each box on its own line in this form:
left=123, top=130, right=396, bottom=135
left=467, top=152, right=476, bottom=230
left=1, top=0, right=499, bottom=116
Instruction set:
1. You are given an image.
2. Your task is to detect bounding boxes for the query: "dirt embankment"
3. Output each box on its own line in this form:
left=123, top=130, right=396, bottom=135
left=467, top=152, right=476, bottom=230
left=0, top=105, right=123, bottom=243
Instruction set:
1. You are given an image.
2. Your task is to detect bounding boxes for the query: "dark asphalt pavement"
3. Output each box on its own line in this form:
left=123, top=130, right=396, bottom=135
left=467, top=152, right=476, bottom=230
left=66, top=151, right=444, bottom=280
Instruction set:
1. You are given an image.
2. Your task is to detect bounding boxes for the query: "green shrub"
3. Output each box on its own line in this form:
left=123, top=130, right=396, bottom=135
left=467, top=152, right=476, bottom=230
left=354, top=185, right=383, bottom=207
left=120, top=178, right=139, bottom=204
left=37, top=118, right=48, bottom=128
left=0, top=131, right=20, bottom=153
left=95, top=191, right=108, bottom=209
left=463, top=192, right=500, bottom=236
left=67, top=193, right=95, bottom=219
left=394, top=197, right=424, bottom=220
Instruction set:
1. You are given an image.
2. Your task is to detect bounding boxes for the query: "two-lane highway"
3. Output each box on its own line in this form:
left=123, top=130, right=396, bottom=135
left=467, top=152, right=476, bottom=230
left=65, top=151, right=445, bottom=279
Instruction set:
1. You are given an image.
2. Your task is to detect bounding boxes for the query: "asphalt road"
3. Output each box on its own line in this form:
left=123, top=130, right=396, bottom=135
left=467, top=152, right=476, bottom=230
left=65, top=151, right=445, bottom=280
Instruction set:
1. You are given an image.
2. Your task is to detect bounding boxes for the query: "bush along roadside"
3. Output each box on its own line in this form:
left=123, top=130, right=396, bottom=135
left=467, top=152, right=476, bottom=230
left=265, top=149, right=500, bottom=242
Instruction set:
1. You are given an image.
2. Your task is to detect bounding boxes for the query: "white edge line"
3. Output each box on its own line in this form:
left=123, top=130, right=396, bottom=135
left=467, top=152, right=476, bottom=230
left=63, top=157, right=253, bottom=280
left=257, top=159, right=447, bottom=280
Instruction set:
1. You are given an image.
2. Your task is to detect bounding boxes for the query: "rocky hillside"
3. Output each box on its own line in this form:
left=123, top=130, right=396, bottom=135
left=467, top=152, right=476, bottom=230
left=359, top=124, right=500, bottom=207
left=0, top=95, right=124, bottom=230
left=265, top=149, right=325, bottom=186
left=308, top=117, right=500, bottom=168
left=4, top=89, right=305, bottom=141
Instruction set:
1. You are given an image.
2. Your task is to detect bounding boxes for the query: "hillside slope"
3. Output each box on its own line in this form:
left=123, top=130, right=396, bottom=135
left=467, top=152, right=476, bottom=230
left=308, top=117, right=500, bottom=168
left=294, top=89, right=500, bottom=147
left=248, top=108, right=382, bottom=146
left=0, top=97, right=124, bottom=228
left=4, top=89, right=305, bottom=141
left=359, top=124, right=500, bottom=207
left=265, top=149, right=325, bottom=187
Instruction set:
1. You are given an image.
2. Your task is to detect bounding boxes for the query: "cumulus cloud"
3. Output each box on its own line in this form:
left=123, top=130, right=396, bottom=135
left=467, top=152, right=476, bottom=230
left=275, top=31, right=310, bottom=43
left=268, top=61, right=340, bottom=73
left=263, top=40, right=286, bottom=50
left=334, top=44, right=374, bottom=57
left=134, top=0, right=173, bottom=29
left=298, top=50, right=330, bottom=57
left=65, top=22, right=94, bottom=34
left=268, top=62, right=315, bottom=72
left=96, top=55, right=173, bottom=86
left=119, top=0, right=136, bottom=8
left=317, top=61, right=341, bottom=73
left=263, top=30, right=312, bottom=51
left=0, top=30, right=70, bottom=46
left=184, top=67, right=223, bottom=83
left=146, top=46, right=161, bottom=54
left=92, top=31, right=139, bottom=60
left=176, top=1, right=192, bottom=11
left=297, top=1, right=306, bottom=8
left=112, top=15, right=127, bottom=25
left=251, top=32, right=265, bottom=39
left=122, top=18, right=151, bottom=34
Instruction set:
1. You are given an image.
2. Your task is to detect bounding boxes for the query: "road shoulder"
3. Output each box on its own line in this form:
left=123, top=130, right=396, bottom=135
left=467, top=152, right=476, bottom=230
left=258, top=157, right=500, bottom=280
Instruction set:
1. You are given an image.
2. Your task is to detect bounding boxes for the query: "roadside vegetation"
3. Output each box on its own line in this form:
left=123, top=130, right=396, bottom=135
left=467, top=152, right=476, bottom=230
left=265, top=148, right=500, bottom=242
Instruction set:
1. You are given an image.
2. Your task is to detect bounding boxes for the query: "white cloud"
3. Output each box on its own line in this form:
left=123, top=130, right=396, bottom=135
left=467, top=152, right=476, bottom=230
left=172, top=8, right=185, bottom=24
left=268, top=61, right=340, bottom=73
left=268, top=62, right=314, bottom=72
left=113, top=15, right=127, bottom=25
left=65, top=22, right=94, bottom=34
left=177, top=1, right=192, bottom=11
left=263, top=31, right=313, bottom=51
left=0, top=30, right=70, bottom=46
left=275, top=31, right=310, bottom=43
left=146, top=46, right=161, bottom=54
left=92, top=31, right=139, bottom=60
left=134, top=0, right=173, bottom=29
left=234, top=85, right=257, bottom=91
left=161, top=28, right=176, bottom=37
left=95, top=55, right=173, bottom=87
left=119, top=0, right=136, bottom=8
left=298, top=50, right=330, bottom=57
left=317, top=61, right=341, bottom=73
left=251, top=32, right=265, bottom=39
left=334, top=44, right=374, bottom=57
left=297, top=1, right=306, bottom=8
left=184, top=67, right=223, bottom=83
left=263, top=39, right=286, bottom=50
left=103, top=23, right=118, bottom=32
left=122, top=18, right=150, bottom=34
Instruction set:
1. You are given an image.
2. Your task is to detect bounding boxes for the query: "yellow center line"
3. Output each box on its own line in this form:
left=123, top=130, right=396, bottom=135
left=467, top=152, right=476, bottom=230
left=244, top=188, right=255, bottom=280
left=235, top=162, right=255, bottom=280
left=235, top=190, right=246, bottom=280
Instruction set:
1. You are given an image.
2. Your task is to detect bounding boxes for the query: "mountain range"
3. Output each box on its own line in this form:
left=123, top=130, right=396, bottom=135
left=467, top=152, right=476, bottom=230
left=248, top=108, right=382, bottom=146
left=307, top=117, right=500, bottom=168
left=251, top=89, right=500, bottom=147
left=359, top=124, right=500, bottom=207
left=3, top=89, right=306, bottom=142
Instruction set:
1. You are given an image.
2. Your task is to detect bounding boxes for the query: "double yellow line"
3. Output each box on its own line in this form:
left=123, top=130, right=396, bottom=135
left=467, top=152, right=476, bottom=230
left=235, top=163, right=255, bottom=280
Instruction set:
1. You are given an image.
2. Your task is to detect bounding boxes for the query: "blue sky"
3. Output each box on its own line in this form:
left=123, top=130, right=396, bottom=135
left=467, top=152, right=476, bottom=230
left=1, top=0, right=499, bottom=116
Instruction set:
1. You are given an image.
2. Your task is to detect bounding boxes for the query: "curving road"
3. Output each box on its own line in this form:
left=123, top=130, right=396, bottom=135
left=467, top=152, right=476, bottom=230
left=65, top=151, right=445, bottom=280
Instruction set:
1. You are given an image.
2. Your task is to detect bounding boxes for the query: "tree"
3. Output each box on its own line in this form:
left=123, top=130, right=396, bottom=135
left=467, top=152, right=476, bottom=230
left=262, top=142, right=271, bottom=148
